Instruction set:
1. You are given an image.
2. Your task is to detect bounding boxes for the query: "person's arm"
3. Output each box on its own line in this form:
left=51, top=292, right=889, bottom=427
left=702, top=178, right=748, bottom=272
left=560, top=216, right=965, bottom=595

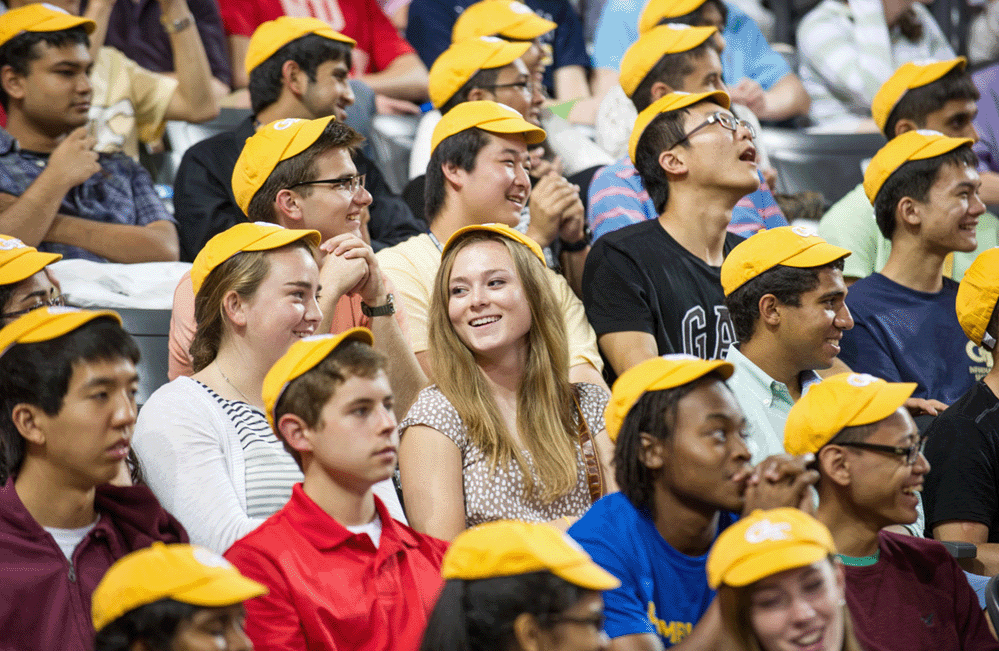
left=45, top=215, right=179, bottom=262
left=227, top=35, right=250, bottom=90
left=933, top=521, right=999, bottom=576
left=979, top=170, right=999, bottom=206
left=599, top=331, right=659, bottom=378
left=402, top=0, right=453, bottom=69
left=554, top=65, right=590, bottom=102
left=168, top=273, right=196, bottom=380
left=159, top=0, right=220, bottom=123
left=609, top=601, right=722, bottom=651
left=398, top=424, right=466, bottom=540
left=223, top=545, right=309, bottom=651
left=358, top=52, right=429, bottom=103
left=81, top=0, right=113, bottom=61
left=729, top=74, right=810, bottom=123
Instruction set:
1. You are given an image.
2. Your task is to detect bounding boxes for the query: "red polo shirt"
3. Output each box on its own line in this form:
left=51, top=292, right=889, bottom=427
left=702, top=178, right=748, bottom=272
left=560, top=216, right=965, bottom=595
left=224, top=484, right=447, bottom=651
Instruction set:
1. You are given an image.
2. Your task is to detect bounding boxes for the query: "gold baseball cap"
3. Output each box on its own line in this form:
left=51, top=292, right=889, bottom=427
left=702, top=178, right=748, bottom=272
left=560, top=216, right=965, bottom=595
left=444, top=223, right=545, bottom=265
left=452, top=0, right=556, bottom=42
left=92, top=543, right=267, bottom=632
left=638, top=0, right=709, bottom=34
left=0, top=4, right=95, bottom=49
left=871, top=58, right=967, bottom=132
left=863, top=129, right=974, bottom=203
left=442, top=520, right=621, bottom=590
left=262, top=327, right=375, bottom=430
left=190, top=222, right=321, bottom=295
left=784, top=373, right=916, bottom=456
left=232, top=116, right=336, bottom=216
left=605, top=354, right=733, bottom=442
left=0, top=306, right=120, bottom=359
left=720, top=226, right=851, bottom=296
left=629, top=89, right=730, bottom=163
left=956, top=247, right=999, bottom=347
left=620, top=24, right=717, bottom=97
left=706, top=508, right=837, bottom=589
left=0, top=235, right=61, bottom=286
left=431, top=100, right=546, bottom=152
left=244, top=16, right=356, bottom=75
left=428, top=36, right=531, bottom=109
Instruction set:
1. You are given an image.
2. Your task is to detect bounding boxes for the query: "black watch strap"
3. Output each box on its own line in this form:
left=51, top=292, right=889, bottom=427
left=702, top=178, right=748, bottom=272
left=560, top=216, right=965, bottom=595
left=361, top=293, right=396, bottom=317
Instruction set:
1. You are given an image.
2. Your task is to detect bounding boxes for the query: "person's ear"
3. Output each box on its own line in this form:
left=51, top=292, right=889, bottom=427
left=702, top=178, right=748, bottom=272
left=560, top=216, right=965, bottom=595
left=274, top=189, right=305, bottom=226
left=277, top=413, right=314, bottom=456
left=649, top=81, right=674, bottom=102
left=896, top=196, right=921, bottom=229
left=758, top=294, right=781, bottom=327
left=893, top=119, right=918, bottom=138
left=442, top=161, right=466, bottom=189
left=283, top=59, right=307, bottom=97
left=511, top=613, right=544, bottom=651
left=658, top=148, right=687, bottom=178
left=466, top=87, right=489, bottom=102
left=129, top=640, right=154, bottom=651
left=817, top=445, right=850, bottom=487
left=10, top=403, right=46, bottom=446
left=638, top=432, right=666, bottom=470
left=222, top=289, right=248, bottom=329
left=0, top=64, right=25, bottom=103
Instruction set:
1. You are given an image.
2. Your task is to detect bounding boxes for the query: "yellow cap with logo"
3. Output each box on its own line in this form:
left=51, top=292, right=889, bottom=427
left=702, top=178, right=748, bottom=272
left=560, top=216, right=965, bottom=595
left=956, top=247, right=999, bottom=348
left=444, top=223, right=545, bottom=265
left=638, top=0, right=709, bottom=34
left=871, top=58, right=967, bottom=132
left=0, top=307, right=120, bottom=359
left=0, top=235, right=61, bottom=286
left=429, top=36, right=531, bottom=110
left=620, top=24, right=717, bottom=97
left=431, top=100, right=546, bottom=152
left=720, top=226, right=851, bottom=296
left=452, top=0, right=556, bottom=42
left=244, top=16, right=355, bottom=75
left=863, top=129, right=974, bottom=203
left=0, top=4, right=94, bottom=49
left=629, top=89, right=730, bottom=163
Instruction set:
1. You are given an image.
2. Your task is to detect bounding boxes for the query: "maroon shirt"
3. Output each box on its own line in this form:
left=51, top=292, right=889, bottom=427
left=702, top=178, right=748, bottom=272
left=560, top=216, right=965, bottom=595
left=0, top=478, right=187, bottom=651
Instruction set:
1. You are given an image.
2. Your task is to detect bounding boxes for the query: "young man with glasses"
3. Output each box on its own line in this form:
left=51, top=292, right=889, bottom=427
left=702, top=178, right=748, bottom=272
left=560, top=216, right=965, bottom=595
left=583, top=90, right=758, bottom=381
left=168, top=116, right=427, bottom=417
left=785, top=372, right=999, bottom=651
left=0, top=235, right=65, bottom=326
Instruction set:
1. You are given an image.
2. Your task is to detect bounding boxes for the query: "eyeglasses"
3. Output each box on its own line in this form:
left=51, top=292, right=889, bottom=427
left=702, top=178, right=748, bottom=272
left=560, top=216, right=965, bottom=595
left=0, top=294, right=66, bottom=321
left=288, top=173, right=366, bottom=195
left=480, top=80, right=533, bottom=96
left=838, top=435, right=928, bottom=465
left=671, top=111, right=757, bottom=149
left=547, top=613, right=606, bottom=631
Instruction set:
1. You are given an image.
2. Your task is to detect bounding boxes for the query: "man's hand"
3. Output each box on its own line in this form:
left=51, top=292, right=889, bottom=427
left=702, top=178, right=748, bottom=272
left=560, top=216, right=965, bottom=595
left=47, top=127, right=101, bottom=189
left=743, top=453, right=819, bottom=515
left=529, top=146, right=564, bottom=179
left=527, top=173, right=582, bottom=247
left=375, top=94, right=422, bottom=115
left=904, top=397, right=948, bottom=417
left=319, top=233, right=387, bottom=303
left=729, top=78, right=767, bottom=117
left=318, top=234, right=370, bottom=300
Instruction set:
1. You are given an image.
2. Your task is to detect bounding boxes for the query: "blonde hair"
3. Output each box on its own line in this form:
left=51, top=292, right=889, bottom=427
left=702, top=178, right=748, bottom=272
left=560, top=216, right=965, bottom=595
left=429, top=233, right=580, bottom=501
left=190, top=240, right=318, bottom=372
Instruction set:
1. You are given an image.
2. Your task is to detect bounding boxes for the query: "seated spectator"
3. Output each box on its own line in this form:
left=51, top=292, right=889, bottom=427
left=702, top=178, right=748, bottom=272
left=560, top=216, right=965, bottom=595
left=784, top=372, right=999, bottom=651
left=170, top=116, right=426, bottom=416
left=226, top=328, right=447, bottom=651
left=798, top=0, right=954, bottom=132
left=220, top=0, right=430, bottom=106
left=377, top=101, right=604, bottom=386
left=839, top=131, right=986, bottom=405
left=0, top=234, right=62, bottom=326
left=721, top=226, right=853, bottom=461
left=973, top=62, right=999, bottom=203
left=587, top=24, right=786, bottom=242
left=591, top=0, right=809, bottom=131
left=819, top=58, right=999, bottom=282
left=92, top=542, right=266, bottom=651
left=969, top=0, right=999, bottom=65
left=0, top=4, right=179, bottom=262
left=923, top=247, right=999, bottom=575
left=173, top=16, right=422, bottom=262
left=0, top=307, right=187, bottom=651
left=583, top=91, right=754, bottom=380
left=707, top=508, right=864, bottom=651
left=569, top=355, right=817, bottom=650
left=399, top=223, right=614, bottom=540
left=420, top=520, right=621, bottom=651
left=11, top=0, right=221, bottom=159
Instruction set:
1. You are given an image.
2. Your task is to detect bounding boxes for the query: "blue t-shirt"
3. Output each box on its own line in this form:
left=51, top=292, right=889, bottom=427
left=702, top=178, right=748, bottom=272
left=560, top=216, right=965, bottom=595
left=405, top=0, right=590, bottom=96
left=568, top=492, right=738, bottom=647
left=839, top=273, right=987, bottom=404
left=591, top=0, right=789, bottom=91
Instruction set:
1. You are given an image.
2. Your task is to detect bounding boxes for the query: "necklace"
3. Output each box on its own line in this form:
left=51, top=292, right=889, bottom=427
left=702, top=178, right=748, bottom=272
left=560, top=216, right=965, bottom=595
left=837, top=549, right=880, bottom=567
left=215, top=361, right=254, bottom=405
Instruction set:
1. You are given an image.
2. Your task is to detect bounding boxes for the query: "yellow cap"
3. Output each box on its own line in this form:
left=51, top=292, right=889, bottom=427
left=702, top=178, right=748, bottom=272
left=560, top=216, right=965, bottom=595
left=0, top=4, right=95, bottom=48
left=605, top=354, right=733, bottom=442
left=0, top=235, right=61, bottom=286
left=638, top=0, right=708, bottom=34
left=956, top=247, right=999, bottom=347
left=444, top=222, right=545, bottom=265
left=720, top=226, right=851, bottom=296
left=92, top=543, right=267, bottom=632
left=431, top=100, right=546, bottom=152
left=232, top=115, right=337, bottom=216
left=244, top=16, right=355, bottom=75
left=452, top=0, right=556, bottom=42
left=262, top=327, right=374, bottom=430
left=784, top=373, right=916, bottom=456
left=706, top=508, right=837, bottom=589
left=863, top=129, right=974, bottom=203
left=190, top=222, right=321, bottom=295
left=442, top=520, right=621, bottom=590
left=620, top=24, right=717, bottom=97
left=629, top=90, right=730, bottom=163
left=0, top=306, right=120, bottom=359
left=871, top=58, right=967, bottom=132
left=429, top=36, right=531, bottom=109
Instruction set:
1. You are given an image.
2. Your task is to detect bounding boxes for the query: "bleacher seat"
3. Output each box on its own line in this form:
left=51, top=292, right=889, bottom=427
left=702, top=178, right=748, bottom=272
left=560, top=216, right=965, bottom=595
left=115, top=308, right=172, bottom=406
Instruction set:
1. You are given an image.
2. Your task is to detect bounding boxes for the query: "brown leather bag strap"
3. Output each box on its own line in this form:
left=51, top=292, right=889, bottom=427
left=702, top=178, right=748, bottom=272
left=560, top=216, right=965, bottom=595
left=573, top=390, right=605, bottom=504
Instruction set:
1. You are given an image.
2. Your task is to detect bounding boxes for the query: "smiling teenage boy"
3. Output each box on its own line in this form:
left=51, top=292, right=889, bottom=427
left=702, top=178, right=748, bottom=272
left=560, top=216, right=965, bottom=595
left=784, top=373, right=999, bottom=651
left=0, top=307, right=186, bottom=651
left=224, top=328, right=447, bottom=651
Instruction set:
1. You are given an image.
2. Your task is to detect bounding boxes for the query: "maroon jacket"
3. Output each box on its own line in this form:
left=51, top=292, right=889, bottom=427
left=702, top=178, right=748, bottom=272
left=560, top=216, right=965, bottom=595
left=0, top=478, right=187, bottom=651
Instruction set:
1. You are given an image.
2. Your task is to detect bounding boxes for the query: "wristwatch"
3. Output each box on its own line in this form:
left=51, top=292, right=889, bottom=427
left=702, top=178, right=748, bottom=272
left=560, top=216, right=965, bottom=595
left=361, top=293, right=396, bottom=317
left=560, top=225, right=591, bottom=252
left=160, top=13, right=193, bottom=34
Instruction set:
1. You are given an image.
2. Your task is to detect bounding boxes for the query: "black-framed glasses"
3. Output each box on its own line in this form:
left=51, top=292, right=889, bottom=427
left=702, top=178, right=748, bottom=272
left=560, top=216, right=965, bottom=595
left=547, top=613, right=606, bottom=631
left=288, top=174, right=366, bottom=194
left=838, top=435, right=927, bottom=465
left=1, top=294, right=66, bottom=321
left=480, top=80, right=533, bottom=95
left=671, top=111, right=757, bottom=148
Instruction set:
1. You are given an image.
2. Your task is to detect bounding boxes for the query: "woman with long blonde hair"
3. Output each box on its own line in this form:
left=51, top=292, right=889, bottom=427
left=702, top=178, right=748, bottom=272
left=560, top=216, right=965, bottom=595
left=399, top=224, right=614, bottom=541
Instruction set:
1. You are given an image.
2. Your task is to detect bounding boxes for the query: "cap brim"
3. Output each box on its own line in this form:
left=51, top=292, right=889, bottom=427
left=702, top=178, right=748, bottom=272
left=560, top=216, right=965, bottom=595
left=782, top=242, right=851, bottom=268
left=1, top=250, right=62, bottom=284
left=718, top=544, right=830, bottom=588
left=173, top=572, right=268, bottom=607
left=502, top=16, right=557, bottom=39
left=485, top=116, right=547, bottom=145
left=552, top=560, right=622, bottom=591
left=848, top=381, right=917, bottom=427
left=37, top=13, right=95, bottom=35
left=446, top=224, right=546, bottom=265
left=242, top=228, right=322, bottom=253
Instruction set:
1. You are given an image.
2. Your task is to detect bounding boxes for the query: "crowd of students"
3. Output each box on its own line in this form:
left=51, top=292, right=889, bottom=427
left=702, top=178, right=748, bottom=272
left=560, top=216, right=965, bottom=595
left=2, top=0, right=999, bottom=650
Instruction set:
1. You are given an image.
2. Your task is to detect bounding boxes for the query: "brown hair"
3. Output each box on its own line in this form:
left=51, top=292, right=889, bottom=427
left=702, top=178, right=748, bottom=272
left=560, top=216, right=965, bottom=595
left=428, top=233, right=579, bottom=501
